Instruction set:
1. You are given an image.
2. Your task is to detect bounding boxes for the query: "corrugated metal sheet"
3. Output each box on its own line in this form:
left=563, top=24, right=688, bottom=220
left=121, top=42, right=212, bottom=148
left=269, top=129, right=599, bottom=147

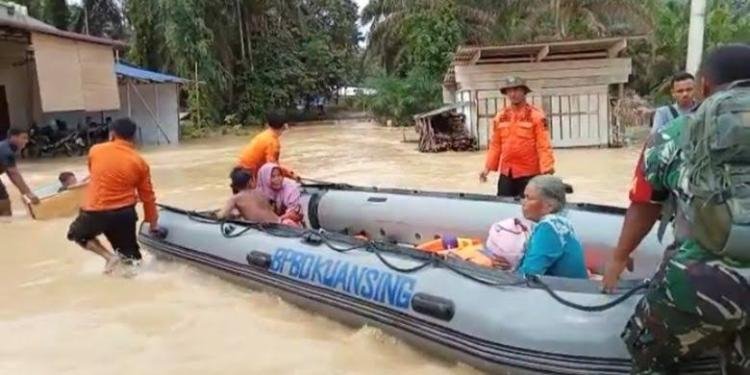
left=115, top=63, right=187, bottom=84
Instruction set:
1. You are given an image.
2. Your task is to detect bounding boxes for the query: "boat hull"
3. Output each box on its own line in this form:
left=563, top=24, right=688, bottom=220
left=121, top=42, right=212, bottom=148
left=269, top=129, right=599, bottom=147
left=140, top=196, right=719, bottom=374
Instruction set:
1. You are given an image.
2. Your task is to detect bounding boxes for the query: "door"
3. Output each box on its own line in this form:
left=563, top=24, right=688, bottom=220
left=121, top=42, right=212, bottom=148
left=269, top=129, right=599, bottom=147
left=0, top=86, right=9, bottom=140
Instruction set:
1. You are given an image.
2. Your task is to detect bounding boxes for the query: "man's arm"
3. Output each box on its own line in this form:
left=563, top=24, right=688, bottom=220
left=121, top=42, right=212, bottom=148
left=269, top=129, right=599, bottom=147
left=265, top=139, right=298, bottom=180
left=136, top=163, right=159, bottom=229
left=217, top=195, right=238, bottom=219
left=602, top=138, right=667, bottom=292
left=6, top=167, right=32, bottom=196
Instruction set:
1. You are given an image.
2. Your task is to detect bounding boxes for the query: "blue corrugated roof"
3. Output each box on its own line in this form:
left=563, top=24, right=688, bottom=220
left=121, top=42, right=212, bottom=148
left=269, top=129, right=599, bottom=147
left=115, top=62, right=187, bottom=84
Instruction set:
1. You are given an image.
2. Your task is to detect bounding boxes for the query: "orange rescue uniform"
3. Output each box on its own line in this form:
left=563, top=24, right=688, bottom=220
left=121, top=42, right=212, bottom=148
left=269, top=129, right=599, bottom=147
left=237, top=129, right=295, bottom=178
left=485, top=102, right=555, bottom=178
left=83, top=139, right=158, bottom=224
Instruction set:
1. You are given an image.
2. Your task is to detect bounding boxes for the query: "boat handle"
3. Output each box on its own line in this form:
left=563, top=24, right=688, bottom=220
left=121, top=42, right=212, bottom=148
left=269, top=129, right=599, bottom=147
left=411, top=293, right=455, bottom=321
left=247, top=251, right=272, bottom=269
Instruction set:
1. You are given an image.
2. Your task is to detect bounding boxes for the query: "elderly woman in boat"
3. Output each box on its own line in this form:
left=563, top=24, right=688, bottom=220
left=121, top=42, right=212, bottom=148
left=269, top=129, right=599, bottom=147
left=515, top=175, right=588, bottom=279
left=256, top=162, right=304, bottom=227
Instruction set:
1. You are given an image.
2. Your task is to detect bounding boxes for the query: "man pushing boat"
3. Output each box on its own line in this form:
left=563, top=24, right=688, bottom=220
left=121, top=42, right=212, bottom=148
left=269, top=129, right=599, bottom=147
left=67, top=118, right=162, bottom=274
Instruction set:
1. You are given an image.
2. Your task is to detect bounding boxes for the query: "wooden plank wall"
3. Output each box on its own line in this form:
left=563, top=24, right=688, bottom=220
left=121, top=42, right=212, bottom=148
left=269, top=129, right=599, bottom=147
left=454, top=58, right=631, bottom=91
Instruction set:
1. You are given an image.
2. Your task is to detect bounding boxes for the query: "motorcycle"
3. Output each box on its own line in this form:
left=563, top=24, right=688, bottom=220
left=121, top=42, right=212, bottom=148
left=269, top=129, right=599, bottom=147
left=24, top=124, right=87, bottom=158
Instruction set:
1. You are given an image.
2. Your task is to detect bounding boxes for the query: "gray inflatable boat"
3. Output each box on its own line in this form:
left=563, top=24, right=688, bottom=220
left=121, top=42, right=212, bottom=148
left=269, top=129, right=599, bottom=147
left=138, top=182, right=720, bottom=374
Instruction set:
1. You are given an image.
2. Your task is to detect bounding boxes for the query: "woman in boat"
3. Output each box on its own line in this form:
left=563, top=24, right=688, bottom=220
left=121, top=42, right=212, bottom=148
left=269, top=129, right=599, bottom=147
left=516, top=175, right=588, bottom=279
left=256, top=162, right=303, bottom=227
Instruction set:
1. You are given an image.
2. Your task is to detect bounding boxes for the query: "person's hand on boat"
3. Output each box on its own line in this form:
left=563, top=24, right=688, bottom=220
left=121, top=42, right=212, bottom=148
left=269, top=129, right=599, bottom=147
left=601, top=256, right=634, bottom=293
left=149, top=222, right=162, bottom=234
left=546, top=169, right=555, bottom=175
left=490, top=256, right=511, bottom=270
left=479, top=170, right=489, bottom=183
left=280, top=209, right=303, bottom=223
left=24, top=192, right=40, bottom=205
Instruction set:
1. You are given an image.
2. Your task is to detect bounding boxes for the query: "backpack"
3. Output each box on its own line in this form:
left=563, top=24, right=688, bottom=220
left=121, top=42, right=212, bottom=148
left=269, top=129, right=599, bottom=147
left=679, top=79, right=750, bottom=261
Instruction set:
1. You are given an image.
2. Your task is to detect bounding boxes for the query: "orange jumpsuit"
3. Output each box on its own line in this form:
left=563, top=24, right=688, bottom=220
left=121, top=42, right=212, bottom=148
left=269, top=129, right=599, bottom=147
left=485, top=102, right=555, bottom=178
left=84, top=139, right=157, bottom=224
left=237, top=129, right=296, bottom=179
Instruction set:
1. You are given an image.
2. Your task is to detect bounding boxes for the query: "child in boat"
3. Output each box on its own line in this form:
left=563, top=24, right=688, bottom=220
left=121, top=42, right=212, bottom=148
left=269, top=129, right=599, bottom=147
left=58, top=171, right=78, bottom=192
left=218, top=167, right=280, bottom=223
left=515, top=175, right=588, bottom=279
left=256, top=162, right=303, bottom=227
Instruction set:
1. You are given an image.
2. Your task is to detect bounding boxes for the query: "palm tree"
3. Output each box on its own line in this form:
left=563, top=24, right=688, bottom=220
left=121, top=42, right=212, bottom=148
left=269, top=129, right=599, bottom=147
left=361, top=0, right=495, bottom=73
left=520, top=0, right=654, bottom=39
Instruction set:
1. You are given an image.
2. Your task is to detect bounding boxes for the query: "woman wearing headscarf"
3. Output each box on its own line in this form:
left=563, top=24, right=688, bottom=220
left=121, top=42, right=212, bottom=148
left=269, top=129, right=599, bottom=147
left=256, top=162, right=303, bottom=227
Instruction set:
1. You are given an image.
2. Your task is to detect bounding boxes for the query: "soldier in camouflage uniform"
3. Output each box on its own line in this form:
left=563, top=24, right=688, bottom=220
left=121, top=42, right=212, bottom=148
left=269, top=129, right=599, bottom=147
left=603, top=45, right=750, bottom=374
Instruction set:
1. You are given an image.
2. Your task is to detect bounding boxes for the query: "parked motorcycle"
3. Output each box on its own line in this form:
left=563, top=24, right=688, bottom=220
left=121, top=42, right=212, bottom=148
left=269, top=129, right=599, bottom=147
left=24, top=124, right=87, bottom=158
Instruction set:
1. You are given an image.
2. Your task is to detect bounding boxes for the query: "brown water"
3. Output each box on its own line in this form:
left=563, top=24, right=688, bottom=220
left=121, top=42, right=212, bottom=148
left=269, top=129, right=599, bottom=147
left=0, top=121, right=641, bottom=374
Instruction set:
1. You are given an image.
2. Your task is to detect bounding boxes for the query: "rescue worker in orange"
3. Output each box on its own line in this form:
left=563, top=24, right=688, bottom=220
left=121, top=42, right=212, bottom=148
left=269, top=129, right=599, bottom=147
left=237, top=112, right=299, bottom=181
left=480, top=76, right=555, bottom=197
left=67, top=118, right=160, bottom=274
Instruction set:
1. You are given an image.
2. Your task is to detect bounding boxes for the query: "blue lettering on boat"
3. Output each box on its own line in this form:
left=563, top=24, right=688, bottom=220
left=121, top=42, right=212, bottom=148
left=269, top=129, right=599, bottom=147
left=269, top=248, right=416, bottom=310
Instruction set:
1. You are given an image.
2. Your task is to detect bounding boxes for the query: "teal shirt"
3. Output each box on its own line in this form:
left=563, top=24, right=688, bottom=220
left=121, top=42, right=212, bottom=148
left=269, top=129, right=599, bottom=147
left=517, top=214, right=588, bottom=279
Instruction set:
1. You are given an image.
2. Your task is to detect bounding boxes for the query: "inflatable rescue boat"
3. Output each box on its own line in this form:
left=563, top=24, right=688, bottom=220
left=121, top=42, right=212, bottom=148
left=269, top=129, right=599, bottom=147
left=138, top=182, right=721, bottom=374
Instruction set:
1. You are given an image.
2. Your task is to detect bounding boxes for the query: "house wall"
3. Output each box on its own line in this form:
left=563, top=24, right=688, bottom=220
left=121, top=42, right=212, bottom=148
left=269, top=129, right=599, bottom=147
left=451, top=58, right=630, bottom=149
left=0, top=40, right=35, bottom=130
left=106, top=82, right=180, bottom=145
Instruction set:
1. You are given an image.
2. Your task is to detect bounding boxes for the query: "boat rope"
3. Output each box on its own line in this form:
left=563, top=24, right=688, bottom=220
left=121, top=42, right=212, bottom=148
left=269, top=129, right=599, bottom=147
left=526, top=274, right=651, bottom=312
left=182, top=211, right=643, bottom=299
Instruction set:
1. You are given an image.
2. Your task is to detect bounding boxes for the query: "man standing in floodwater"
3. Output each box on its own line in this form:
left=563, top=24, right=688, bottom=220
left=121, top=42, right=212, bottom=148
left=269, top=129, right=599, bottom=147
left=0, top=128, right=39, bottom=216
left=480, top=76, right=555, bottom=198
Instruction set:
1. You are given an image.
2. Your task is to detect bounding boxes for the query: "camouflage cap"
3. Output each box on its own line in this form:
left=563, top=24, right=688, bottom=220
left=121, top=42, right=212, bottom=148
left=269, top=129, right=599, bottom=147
left=499, top=76, right=531, bottom=94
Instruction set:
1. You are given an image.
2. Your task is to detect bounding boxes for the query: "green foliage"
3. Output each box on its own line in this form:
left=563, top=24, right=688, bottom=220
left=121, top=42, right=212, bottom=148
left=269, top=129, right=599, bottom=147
left=42, top=0, right=68, bottom=30
left=124, top=0, right=361, bottom=126
left=68, top=0, right=125, bottom=38
left=362, top=2, right=461, bottom=126
left=363, top=69, right=443, bottom=126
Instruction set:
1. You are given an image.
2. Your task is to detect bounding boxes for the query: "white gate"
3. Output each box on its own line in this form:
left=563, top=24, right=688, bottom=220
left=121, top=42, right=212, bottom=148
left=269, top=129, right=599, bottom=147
left=474, top=91, right=610, bottom=149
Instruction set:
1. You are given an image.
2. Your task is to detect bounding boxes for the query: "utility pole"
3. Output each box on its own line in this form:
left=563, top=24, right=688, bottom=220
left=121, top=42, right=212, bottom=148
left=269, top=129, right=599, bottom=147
left=83, top=1, right=90, bottom=35
left=686, top=0, right=706, bottom=75
left=236, top=0, right=246, bottom=61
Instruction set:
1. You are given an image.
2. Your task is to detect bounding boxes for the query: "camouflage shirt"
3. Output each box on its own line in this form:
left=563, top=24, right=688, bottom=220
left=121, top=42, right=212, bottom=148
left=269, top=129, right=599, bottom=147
left=643, top=116, right=750, bottom=269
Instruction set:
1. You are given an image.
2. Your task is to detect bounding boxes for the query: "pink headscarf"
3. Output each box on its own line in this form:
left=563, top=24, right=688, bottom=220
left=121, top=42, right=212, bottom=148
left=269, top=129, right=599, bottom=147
left=256, top=162, right=301, bottom=215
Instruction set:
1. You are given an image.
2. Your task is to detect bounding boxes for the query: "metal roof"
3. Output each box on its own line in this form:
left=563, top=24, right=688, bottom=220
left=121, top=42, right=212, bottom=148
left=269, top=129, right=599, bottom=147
left=444, top=37, right=640, bottom=87
left=116, top=62, right=188, bottom=84
left=413, top=102, right=469, bottom=120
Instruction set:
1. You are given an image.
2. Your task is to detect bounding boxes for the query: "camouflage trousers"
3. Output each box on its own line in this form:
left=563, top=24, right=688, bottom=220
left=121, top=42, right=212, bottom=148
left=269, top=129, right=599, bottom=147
left=621, top=255, right=750, bottom=374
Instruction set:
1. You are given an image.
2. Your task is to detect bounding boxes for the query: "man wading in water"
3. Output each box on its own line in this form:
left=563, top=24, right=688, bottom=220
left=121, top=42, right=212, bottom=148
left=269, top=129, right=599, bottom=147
left=0, top=128, right=39, bottom=216
left=67, top=118, right=161, bottom=274
left=480, top=76, right=555, bottom=198
left=603, top=44, right=750, bottom=374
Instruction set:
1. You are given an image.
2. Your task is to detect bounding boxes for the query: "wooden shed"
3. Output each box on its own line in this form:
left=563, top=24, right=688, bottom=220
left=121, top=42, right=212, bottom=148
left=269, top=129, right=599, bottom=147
left=413, top=102, right=475, bottom=152
left=443, top=37, right=633, bottom=149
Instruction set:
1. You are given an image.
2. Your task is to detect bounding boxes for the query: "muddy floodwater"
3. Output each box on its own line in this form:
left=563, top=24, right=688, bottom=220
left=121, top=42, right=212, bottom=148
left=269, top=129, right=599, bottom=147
left=0, top=121, right=641, bottom=374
